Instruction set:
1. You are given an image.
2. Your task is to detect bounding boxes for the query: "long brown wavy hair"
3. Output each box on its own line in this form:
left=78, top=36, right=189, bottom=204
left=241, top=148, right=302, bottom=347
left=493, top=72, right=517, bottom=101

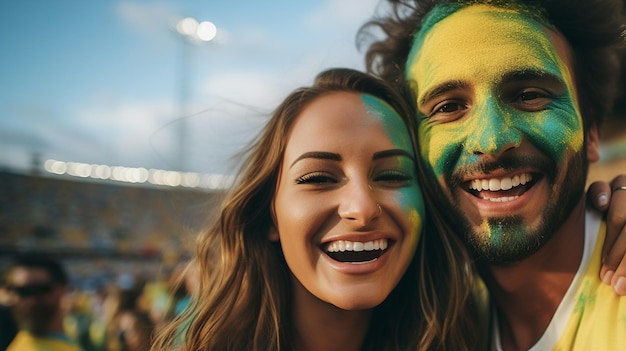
left=152, top=68, right=480, bottom=350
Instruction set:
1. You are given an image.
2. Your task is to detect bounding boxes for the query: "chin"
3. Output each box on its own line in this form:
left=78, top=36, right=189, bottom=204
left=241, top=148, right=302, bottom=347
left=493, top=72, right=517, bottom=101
left=330, top=294, right=386, bottom=311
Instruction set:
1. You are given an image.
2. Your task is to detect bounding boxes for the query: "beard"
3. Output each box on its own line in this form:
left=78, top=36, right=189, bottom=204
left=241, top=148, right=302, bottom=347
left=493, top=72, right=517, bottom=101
left=467, top=212, right=554, bottom=264
left=451, top=150, right=588, bottom=264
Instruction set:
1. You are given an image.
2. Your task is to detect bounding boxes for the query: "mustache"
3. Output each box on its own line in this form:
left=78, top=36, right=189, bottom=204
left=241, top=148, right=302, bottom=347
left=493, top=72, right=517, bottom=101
left=447, top=155, right=556, bottom=189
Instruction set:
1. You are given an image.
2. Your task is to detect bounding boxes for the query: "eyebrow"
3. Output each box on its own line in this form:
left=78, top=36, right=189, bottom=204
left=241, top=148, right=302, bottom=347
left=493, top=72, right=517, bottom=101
left=373, top=149, right=415, bottom=162
left=418, top=68, right=566, bottom=107
left=419, top=80, right=467, bottom=106
left=289, top=149, right=414, bottom=168
left=290, top=152, right=341, bottom=168
left=499, top=69, right=565, bottom=88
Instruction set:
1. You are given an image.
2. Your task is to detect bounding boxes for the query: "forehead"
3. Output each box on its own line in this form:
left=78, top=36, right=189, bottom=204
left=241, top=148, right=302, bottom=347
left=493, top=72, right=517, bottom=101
left=8, top=267, right=51, bottom=286
left=285, top=91, right=412, bottom=152
left=406, top=4, right=574, bottom=96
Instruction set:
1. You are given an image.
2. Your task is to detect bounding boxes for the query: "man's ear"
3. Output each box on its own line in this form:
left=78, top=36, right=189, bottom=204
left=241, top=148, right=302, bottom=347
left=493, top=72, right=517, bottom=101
left=586, top=125, right=600, bottom=163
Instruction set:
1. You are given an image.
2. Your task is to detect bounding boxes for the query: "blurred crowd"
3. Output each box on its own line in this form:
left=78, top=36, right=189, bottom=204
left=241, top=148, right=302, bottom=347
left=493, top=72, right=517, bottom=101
left=0, top=253, right=197, bottom=351
left=0, top=170, right=212, bottom=350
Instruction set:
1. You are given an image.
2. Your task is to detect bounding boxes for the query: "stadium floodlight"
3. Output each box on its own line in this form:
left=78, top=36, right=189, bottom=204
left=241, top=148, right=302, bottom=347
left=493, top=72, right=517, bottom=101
left=173, top=17, right=218, bottom=172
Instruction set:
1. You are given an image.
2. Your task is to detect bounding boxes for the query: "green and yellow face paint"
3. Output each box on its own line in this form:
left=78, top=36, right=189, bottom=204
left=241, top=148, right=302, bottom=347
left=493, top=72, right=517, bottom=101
left=406, top=4, right=582, bottom=180
left=403, top=4, right=588, bottom=261
left=363, top=94, right=424, bottom=250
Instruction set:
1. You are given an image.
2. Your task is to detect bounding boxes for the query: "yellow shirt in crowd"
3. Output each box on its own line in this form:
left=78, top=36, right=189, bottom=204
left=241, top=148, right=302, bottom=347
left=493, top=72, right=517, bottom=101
left=7, top=330, right=81, bottom=351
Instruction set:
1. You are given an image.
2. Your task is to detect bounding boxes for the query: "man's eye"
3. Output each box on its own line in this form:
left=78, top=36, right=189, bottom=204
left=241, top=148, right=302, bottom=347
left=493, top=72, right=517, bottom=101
left=427, top=100, right=468, bottom=121
left=519, top=91, right=544, bottom=101
left=437, top=103, right=464, bottom=113
left=295, top=172, right=337, bottom=185
left=512, top=90, right=553, bottom=111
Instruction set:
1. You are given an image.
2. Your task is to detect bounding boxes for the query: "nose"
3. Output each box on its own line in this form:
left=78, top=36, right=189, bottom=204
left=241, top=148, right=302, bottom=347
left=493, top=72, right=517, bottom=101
left=465, top=96, right=522, bottom=158
left=337, top=181, right=381, bottom=226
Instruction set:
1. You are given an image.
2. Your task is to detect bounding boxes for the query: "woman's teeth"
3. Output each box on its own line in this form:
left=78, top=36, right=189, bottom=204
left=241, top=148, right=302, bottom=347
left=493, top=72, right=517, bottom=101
left=326, top=239, right=388, bottom=253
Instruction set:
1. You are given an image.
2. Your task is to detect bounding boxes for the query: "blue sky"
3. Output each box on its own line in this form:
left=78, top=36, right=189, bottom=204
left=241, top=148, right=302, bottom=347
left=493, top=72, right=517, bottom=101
left=0, top=0, right=381, bottom=175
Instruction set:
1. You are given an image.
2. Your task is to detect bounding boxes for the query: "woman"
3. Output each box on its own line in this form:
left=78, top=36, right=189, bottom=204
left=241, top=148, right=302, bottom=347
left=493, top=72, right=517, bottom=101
left=152, top=68, right=480, bottom=350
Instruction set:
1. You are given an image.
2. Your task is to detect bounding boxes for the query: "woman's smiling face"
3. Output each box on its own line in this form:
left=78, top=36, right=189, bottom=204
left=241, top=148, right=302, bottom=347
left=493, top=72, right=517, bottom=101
left=271, top=91, right=424, bottom=310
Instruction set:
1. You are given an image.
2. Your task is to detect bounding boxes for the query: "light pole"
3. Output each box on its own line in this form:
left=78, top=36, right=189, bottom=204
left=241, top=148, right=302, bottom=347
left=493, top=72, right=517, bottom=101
left=174, top=17, right=217, bottom=172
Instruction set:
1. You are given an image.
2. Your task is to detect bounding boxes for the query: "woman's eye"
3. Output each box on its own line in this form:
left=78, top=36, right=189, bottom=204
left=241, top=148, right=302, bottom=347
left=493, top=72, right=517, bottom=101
left=374, top=170, right=413, bottom=185
left=295, top=172, right=337, bottom=185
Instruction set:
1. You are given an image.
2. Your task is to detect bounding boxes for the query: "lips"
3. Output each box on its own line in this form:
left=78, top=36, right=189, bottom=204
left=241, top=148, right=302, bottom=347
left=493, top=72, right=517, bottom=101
left=466, top=172, right=537, bottom=202
left=324, top=239, right=389, bottom=263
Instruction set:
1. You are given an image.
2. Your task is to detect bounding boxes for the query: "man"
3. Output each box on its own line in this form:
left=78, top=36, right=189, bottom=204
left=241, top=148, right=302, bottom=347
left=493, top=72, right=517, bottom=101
left=0, top=294, right=18, bottom=350
left=363, top=0, right=625, bottom=350
left=5, top=253, right=81, bottom=351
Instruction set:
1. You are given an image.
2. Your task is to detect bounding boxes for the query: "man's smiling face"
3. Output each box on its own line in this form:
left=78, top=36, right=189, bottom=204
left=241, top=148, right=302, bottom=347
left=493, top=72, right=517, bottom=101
left=405, top=4, right=596, bottom=262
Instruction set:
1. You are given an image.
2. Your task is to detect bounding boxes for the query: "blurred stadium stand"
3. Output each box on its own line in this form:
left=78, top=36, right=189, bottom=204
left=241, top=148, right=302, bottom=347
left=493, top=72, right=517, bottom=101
left=0, top=170, right=221, bottom=290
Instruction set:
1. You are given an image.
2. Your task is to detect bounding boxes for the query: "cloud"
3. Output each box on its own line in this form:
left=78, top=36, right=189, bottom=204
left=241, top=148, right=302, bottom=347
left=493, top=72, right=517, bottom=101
left=304, top=0, right=381, bottom=29
left=59, top=94, right=265, bottom=174
left=2, top=97, right=188, bottom=172
left=115, top=1, right=179, bottom=44
left=296, top=0, right=381, bottom=72
left=204, top=70, right=295, bottom=110
left=225, top=27, right=277, bottom=52
left=71, top=99, right=180, bottom=167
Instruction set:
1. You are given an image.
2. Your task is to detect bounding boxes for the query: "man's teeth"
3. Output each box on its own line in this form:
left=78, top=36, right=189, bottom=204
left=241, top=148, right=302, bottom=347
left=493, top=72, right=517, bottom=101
left=469, top=173, right=532, bottom=192
left=326, top=239, right=388, bottom=253
left=481, top=195, right=519, bottom=202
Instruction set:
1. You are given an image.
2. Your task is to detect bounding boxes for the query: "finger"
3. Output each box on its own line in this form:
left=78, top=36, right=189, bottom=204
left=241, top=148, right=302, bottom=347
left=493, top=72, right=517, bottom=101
left=607, top=176, right=626, bottom=260
left=604, top=223, right=626, bottom=280
left=609, top=174, right=626, bottom=190
left=592, top=181, right=614, bottom=267
left=610, top=229, right=626, bottom=296
left=602, top=177, right=626, bottom=280
left=587, top=180, right=610, bottom=212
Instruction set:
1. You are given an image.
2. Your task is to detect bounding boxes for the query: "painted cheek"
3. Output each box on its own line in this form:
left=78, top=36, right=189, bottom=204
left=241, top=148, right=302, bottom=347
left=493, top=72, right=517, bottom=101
left=515, top=25, right=584, bottom=161
left=398, top=185, right=424, bottom=247
left=516, top=46, right=584, bottom=161
left=418, top=115, right=468, bottom=181
left=515, top=103, right=583, bottom=164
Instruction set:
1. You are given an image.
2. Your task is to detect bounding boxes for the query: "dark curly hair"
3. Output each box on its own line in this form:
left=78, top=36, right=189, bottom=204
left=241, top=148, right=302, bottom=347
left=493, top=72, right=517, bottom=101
left=359, top=0, right=625, bottom=130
